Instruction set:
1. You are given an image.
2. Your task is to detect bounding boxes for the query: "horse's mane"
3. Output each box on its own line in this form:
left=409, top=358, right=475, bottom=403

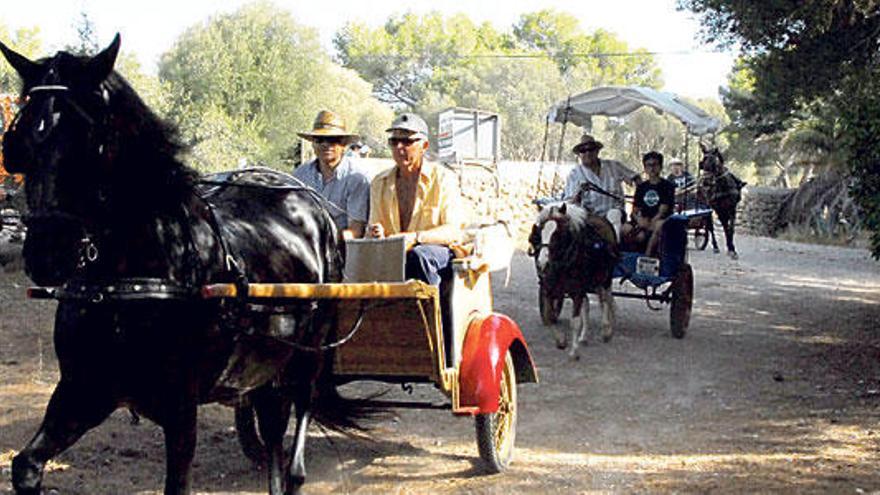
left=534, top=201, right=615, bottom=290
left=535, top=201, right=590, bottom=231
left=536, top=202, right=600, bottom=256
left=24, top=50, right=199, bottom=208
left=99, top=70, right=198, bottom=200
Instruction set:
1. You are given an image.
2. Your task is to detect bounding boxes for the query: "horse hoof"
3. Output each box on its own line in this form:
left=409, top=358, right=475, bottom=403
left=569, top=353, right=580, bottom=362
left=11, top=455, right=42, bottom=495
left=729, top=252, right=739, bottom=260
left=286, top=474, right=305, bottom=494
left=713, top=248, right=720, bottom=254
left=555, top=341, right=567, bottom=350
left=602, top=334, right=613, bottom=343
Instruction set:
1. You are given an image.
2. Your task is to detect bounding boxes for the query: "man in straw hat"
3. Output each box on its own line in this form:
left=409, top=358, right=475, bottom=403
left=563, top=134, right=640, bottom=240
left=294, top=110, right=371, bottom=237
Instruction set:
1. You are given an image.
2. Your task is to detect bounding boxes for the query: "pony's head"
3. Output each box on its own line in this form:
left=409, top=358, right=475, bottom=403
left=1, top=35, right=186, bottom=285
left=699, top=143, right=725, bottom=175
left=528, top=201, right=587, bottom=273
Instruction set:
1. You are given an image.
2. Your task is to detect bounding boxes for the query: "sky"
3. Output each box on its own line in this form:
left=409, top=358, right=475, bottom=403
left=2, top=0, right=738, bottom=100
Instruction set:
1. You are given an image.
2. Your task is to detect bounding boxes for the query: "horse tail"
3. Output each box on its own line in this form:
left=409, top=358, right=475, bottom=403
left=311, top=378, right=392, bottom=433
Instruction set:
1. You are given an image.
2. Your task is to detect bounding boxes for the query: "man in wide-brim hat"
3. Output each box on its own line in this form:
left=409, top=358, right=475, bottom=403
left=563, top=133, right=640, bottom=240
left=293, top=110, right=371, bottom=237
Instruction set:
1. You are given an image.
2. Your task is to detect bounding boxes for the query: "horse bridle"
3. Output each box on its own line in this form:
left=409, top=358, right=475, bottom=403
left=13, top=82, right=120, bottom=275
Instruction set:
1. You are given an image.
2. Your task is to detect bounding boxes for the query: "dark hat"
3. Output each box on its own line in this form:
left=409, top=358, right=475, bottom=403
left=297, top=110, right=359, bottom=142
left=386, top=112, right=429, bottom=138
left=572, top=134, right=604, bottom=154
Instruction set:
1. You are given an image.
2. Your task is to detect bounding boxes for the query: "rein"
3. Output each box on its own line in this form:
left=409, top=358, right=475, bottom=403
left=579, top=180, right=625, bottom=202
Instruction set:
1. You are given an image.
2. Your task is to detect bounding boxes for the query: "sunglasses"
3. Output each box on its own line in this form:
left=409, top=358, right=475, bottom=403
left=388, top=137, right=422, bottom=147
left=313, top=136, right=345, bottom=145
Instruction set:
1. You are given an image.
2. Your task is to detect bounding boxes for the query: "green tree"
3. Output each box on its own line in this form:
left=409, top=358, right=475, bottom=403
left=335, top=12, right=500, bottom=110
left=69, top=11, right=99, bottom=56
left=336, top=10, right=662, bottom=161
left=160, top=1, right=391, bottom=172
left=447, top=57, right=567, bottom=160
left=513, top=9, right=660, bottom=86
left=680, top=0, right=880, bottom=255
left=0, top=23, right=42, bottom=93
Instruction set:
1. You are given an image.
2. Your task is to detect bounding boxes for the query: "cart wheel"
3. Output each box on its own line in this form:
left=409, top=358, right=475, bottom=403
left=235, top=403, right=267, bottom=464
left=539, top=288, right=562, bottom=325
left=693, top=226, right=709, bottom=250
left=669, top=263, right=694, bottom=339
left=475, top=351, right=517, bottom=473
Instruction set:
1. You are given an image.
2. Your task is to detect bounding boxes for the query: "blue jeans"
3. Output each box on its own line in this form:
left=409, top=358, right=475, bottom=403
left=406, top=244, right=455, bottom=365
left=405, top=244, right=454, bottom=285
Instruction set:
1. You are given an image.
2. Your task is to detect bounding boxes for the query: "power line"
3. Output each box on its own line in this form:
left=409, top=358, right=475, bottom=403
left=345, top=49, right=729, bottom=60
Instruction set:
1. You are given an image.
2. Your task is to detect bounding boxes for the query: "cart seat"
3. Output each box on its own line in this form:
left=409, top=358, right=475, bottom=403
left=681, top=208, right=713, bottom=219
left=613, top=214, right=688, bottom=288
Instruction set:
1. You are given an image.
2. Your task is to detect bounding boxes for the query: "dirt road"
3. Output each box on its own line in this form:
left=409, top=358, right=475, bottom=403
left=1, top=233, right=879, bottom=494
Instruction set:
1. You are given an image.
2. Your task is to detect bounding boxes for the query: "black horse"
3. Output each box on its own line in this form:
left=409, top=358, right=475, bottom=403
left=1, top=35, right=356, bottom=495
left=698, top=144, right=746, bottom=259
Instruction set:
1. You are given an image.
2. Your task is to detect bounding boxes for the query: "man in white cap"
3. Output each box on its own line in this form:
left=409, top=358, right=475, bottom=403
left=367, top=112, right=463, bottom=335
left=666, top=157, right=697, bottom=211
left=293, top=110, right=371, bottom=237
left=563, top=134, right=640, bottom=240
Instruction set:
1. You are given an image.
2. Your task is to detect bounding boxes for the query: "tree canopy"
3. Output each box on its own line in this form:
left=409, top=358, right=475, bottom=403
left=0, top=23, right=42, bottom=94
left=680, top=0, right=880, bottom=255
left=159, top=1, right=391, bottom=172
left=335, top=9, right=663, bottom=161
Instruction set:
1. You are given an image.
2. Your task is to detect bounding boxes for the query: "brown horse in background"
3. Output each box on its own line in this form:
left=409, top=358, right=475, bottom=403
left=697, top=144, right=746, bottom=259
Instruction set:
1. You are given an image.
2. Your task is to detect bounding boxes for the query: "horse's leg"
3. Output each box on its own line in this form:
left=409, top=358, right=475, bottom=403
left=726, top=209, right=738, bottom=258
left=252, top=387, right=293, bottom=495
left=708, top=212, right=720, bottom=253
left=286, top=382, right=315, bottom=494
left=576, top=294, right=591, bottom=346
left=552, top=297, right=567, bottom=350
left=718, top=208, right=738, bottom=258
left=161, top=397, right=198, bottom=495
left=12, top=381, right=115, bottom=495
left=569, top=296, right=585, bottom=361
left=598, top=287, right=615, bottom=343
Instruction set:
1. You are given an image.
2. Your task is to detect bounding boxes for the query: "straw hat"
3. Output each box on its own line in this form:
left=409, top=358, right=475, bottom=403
left=572, top=134, right=604, bottom=154
left=297, top=110, right=359, bottom=142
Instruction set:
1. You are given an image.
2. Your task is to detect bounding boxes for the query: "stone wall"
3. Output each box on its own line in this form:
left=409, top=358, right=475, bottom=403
left=736, top=186, right=794, bottom=236
left=357, top=159, right=794, bottom=243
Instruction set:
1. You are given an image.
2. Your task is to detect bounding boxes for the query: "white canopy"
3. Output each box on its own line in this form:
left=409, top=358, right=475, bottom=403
left=548, top=86, right=721, bottom=135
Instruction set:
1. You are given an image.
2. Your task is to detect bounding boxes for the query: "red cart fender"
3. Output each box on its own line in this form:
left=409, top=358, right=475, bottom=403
left=457, top=313, right=538, bottom=415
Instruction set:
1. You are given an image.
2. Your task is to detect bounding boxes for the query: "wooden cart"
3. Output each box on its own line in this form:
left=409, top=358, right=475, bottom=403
left=202, top=244, right=539, bottom=473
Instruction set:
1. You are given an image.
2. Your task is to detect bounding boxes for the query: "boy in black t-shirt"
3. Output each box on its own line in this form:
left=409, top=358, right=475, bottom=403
left=622, top=151, right=675, bottom=255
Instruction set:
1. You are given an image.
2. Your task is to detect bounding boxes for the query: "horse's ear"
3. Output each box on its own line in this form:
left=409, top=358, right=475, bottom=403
left=559, top=202, right=567, bottom=215
left=0, top=40, right=41, bottom=83
left=86, top=33, right=121, bottom=84
left=699, top=142, right=708, bottom=153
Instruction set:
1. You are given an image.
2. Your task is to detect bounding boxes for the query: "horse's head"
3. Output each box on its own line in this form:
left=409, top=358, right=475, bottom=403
left=1, top=36, right=125, bottom=285
left=699, top=143, right=725, bottom=175
left=529, top=201, right=580, bottom=273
